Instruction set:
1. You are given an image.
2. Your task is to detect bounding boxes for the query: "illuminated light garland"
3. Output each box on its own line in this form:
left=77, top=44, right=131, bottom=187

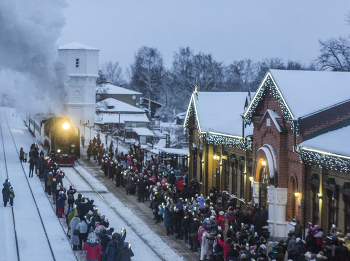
left=301, top=149, right=350, bottom=173
left=203, top=133, right=252, bottom=151
left=244, top=74, right=294, bottom=129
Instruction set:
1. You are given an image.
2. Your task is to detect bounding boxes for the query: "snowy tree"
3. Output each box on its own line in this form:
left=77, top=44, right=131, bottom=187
left=224, top=59, right=256, bottom=92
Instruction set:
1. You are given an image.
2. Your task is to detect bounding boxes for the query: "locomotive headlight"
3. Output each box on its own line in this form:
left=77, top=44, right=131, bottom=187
left=62, top=122, right=70, bottom=129
left=57, top=149, right=61, bottom=153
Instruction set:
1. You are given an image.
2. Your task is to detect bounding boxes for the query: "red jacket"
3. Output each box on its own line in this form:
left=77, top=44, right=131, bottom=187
left=175, top=179, right=184, bottom=190
left=218, top=238, right=230, bottom=258
left=83, top=242, right=102, bottom=261
left=217, top=215, right=225, bottom=231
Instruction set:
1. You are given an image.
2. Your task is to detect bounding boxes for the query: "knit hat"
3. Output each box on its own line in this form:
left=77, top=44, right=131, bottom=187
left=102, top=229, right=107, bottom=234
left=59, top=191, right=63, bottom=195
left=296, top=237, right=301, bottom=243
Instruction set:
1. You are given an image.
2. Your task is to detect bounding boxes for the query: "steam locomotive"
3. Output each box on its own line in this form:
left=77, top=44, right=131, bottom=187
left=27, top=114, right=80, bottom=166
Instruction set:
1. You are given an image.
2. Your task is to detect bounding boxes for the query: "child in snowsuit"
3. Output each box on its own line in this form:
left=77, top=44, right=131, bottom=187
left=9, top=187, right=15, bottom=206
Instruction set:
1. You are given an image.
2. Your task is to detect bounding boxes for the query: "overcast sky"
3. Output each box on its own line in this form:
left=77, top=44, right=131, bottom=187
left=57, top=0, right=350, bottom=70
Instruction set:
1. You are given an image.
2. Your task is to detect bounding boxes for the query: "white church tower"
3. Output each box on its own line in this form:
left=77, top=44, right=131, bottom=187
left=58, top=42, right=99, bottom=137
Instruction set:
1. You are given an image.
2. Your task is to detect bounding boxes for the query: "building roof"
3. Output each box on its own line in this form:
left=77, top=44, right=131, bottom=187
left=103, top=83, right=141, bottom=95
left=269, top=69, right=350, bottom=119
left=132, top=127, right=154, bottom=136
left=58, top=42, right=99, bottom=51
left=97, top=98, right=145, bottom=113
left=299, top=125, right=350, bottom=158
left=158, top=147, right=188, bottom=156
left=95, top=113, right=149, bottom=124
left=185, top=92, right=253, bottom=137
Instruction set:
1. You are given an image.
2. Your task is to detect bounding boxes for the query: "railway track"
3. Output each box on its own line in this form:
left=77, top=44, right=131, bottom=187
left=1, top=109, right=56, bottom=261
left=61, top=162, right=167, bottom=261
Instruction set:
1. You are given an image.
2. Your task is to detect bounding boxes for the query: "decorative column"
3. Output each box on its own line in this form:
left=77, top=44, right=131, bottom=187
left=253, top=181, right=260, bottom=204
left=267, top=186, right=275, bottom=237
left=275, top=188, right=288, bottom=239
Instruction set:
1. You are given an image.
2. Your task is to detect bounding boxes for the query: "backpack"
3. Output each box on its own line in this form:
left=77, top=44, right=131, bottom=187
left=68, top=193, right=73, bottom=200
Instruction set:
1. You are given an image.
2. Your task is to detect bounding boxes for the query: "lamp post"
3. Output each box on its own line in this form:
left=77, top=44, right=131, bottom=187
left=80, top=120, right=89, bottom=137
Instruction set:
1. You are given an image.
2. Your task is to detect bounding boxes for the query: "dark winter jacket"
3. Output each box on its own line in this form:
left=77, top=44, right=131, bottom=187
left=56, top=194, right=67, bottom=208
left=274, top=246, right=284, bottom=261
left=2, top=187, right=9, bottom=202
left=294, top=240, right=306, bottom=258
left=100, top=233, right=111, bottom=252
left=162, top=206, right=173, bottom=228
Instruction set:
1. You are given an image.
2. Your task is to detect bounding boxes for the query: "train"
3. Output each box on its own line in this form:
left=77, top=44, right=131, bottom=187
left=27, top=114, right=80, bottom=166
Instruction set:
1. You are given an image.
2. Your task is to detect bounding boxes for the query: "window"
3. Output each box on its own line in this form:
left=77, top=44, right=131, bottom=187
left=76, top=58, right=79, bottom=67
left=266, top=118, right=271, bottom=126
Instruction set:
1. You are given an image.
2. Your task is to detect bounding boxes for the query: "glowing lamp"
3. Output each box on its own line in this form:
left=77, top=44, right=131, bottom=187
left=57, top=149, right=61, bottom=153
left=249, top=177, right=254, bottom=182
left=261, top=160, right=266, bottom=166
left=62, top=122, right=70, bottom=129
left=318, top=193, right=322, bottom=199
left=295, top=191, right=300, bottom=198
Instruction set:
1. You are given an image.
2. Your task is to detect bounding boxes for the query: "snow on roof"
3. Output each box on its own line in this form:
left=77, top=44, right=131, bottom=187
left=299, top=125, right=350, bottom=157
left=269, top=69, right=350, bottom=119
left=158, top=147, right=188, bottom=156
left=58, top=42, right=99, bottom=50
left=141, top=97, right=164, bottom=106
left=95, top=113, right=149, bottom=124
left=98, top=98, right=145, bottom=113
left=103, top=83, right=142, bottom=95
left=132, top=127, right=154, bottom=136
left=193, top=92, right=252, bottom=136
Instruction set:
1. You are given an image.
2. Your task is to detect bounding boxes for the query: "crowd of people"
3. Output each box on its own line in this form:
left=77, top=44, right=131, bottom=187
left=12, top=138, right=350, bottom=261
left=22, top=143, right=134, bottom=261
left=92, top=138, right=350, bottom=261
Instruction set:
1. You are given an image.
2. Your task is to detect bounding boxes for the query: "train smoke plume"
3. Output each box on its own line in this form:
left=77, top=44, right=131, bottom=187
left=0, top=0, right=68, bottom=114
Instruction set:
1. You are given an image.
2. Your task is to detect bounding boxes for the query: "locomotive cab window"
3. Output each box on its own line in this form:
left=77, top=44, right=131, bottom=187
left=75, top=58, right=79, bottom=67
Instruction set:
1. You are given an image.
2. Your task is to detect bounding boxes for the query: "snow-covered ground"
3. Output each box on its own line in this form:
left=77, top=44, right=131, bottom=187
left=0, top=107, right=76, bottom=261
left=2, top=107, right=185, bottom=261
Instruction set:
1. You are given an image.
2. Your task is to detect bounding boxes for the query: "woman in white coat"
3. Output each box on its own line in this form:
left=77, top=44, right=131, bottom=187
left=75, top=216, right=88, bottom=250
left=200, top=230, right=212, bottom=261
left=70, top=214, right=80, bottom=250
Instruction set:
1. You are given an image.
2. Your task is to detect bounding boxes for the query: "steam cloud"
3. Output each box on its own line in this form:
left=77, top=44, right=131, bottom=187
left=0, top=0, right=68, bottom=114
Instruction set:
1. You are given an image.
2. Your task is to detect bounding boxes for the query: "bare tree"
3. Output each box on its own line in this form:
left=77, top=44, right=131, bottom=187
left=101, top=61, right=124, bottom=86
left=316, top=37, right=350, bottom=71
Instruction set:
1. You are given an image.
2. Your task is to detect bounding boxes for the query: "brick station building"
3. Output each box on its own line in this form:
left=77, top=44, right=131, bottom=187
left=243, top=69, right=350, bottom=239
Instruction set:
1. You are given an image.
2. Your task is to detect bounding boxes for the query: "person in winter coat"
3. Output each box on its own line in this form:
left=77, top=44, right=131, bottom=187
left=294, top=219, right=303, bottom=238
left=99, top=229, right=111, bottom=261
left=217, top=235, right=232, bottom=259
left=70, top=214, right=80, bottom=250
left=2, top=185, right=9, bottom=207
left=20, top=148, right=24, bottom=162
left=163, top=206, right=173, bottom=235
left=83, top=232, right=102, bottom=261
left=294, top=238, right=306, bottom=261
left=274, top=245, right=285, bottom=261
left=217, top=211, right=225, bottom=231
left=9, top=187, right=15, bottom=206
left=105, top=232, right=126, bottom=261
left=67, top=186, right=77, bottom=210
left=287, top=235, right=296, bottom=260
left=29, top=158, right=35, bottom=177
left=200, top=230, right=212, bottom=261
left=56, top=191, right=67, bottom=218
left=46, top=172, right=53, bottom=195
left=76, top=217, right=88, bottom=250
left=314, top=227, right=324, bottom=253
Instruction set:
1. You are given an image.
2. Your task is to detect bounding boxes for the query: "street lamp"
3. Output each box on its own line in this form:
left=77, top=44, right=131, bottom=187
left=80, top=120, right=89, bottom=137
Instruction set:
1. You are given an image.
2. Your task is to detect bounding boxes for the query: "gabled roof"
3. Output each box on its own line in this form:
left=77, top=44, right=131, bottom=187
left=103, top=83, right=142, bottom=95
left=260, top=109, right=283, bottom=132
left=97, top=98, right=145, bottom=113
left=184, top=92, right=252, bottom=137
left=59, top=42, right=99, bottom=50
left=244, top=70, right=350, bottom=125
